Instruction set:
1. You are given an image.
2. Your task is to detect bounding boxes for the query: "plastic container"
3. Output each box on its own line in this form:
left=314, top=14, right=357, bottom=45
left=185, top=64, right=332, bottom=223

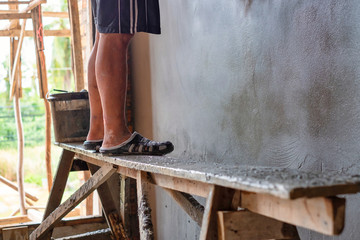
left=47, top=90, right=90, bottom=143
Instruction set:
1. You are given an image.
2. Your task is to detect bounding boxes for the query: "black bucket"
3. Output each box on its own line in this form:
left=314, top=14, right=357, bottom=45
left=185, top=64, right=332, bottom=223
left=47, top=90, right=90, bottom=143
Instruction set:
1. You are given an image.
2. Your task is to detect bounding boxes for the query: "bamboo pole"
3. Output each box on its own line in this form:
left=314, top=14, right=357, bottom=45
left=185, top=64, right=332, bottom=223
left=13, top=93, right=26, bottom=215
left=9, top=19, right=26, bottom=100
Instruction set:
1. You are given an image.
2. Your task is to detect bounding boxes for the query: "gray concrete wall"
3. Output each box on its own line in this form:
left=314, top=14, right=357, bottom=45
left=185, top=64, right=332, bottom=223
left=132, top=0, right=360, bottom=239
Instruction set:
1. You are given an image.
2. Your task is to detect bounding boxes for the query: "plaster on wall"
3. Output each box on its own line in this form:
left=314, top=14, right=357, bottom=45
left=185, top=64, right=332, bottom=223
left=132, top=0, right=360, bottom=239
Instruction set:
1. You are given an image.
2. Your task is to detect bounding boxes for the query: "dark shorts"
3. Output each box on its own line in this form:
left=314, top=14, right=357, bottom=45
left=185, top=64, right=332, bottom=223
left=91, top=0, right=161, bottom=34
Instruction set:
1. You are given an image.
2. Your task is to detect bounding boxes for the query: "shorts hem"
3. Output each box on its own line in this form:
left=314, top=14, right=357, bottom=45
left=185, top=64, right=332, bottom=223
left=97, top=25, right=161, bottom=35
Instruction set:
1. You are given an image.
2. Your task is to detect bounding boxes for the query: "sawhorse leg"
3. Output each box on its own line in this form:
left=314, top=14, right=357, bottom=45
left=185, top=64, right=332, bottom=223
left=29, top=151, right=116, bottom=240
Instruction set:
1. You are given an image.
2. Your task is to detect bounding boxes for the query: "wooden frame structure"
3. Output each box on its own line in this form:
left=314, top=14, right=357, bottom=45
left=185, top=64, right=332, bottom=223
left=27, top=142, right=360, bottom=240
left=0, top=0, right=89, bottom=225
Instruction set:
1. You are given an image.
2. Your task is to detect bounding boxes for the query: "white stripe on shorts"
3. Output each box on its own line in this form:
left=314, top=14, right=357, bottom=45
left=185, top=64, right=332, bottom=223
left=118, top=0, right=121, bottom=33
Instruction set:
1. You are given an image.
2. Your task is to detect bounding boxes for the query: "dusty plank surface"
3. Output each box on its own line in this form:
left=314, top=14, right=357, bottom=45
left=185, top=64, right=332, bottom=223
left=58, top=142, right=360, bottom=199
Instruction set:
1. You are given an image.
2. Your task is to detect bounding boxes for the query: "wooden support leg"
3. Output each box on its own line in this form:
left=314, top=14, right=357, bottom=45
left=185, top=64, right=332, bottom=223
left=164, top=189, right=204, bottom=226
left=120, top=176, right=140, bottom=239
left=137, top=171, right=154, bottom=240
left=199, top=185, right=235, bottom=240
left=88, top=164, right=127, bottom=240
left=217, top=210, right=300, bottom=240
left=43, top=149, right=75, bottom=219
left=29, top=164, right=117, bottom=240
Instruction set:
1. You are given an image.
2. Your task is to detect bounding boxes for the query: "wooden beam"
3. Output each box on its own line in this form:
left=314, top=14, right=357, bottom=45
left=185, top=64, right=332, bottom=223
left=24, top=0, right=46, bottom=12
left=0, top=1, right=30, bottom=5
left=29, top=164, right=117, bottom=240
left=199, top=186, right=235, bottom=240
left=2, top=226, right=29, bottom=240
left=0, top=175, right=38, bottom=202
left=68, top=0, right=84, bottom=91
left=150, top=173, right=210, bottom=198
left=217, top=210, right=299, bottom=240
left=164, top=189, right=204, bottom=226
left=43, top=149, right=75, bottom=219
left=240, top=192, right=346, bottom=235
left=0, top=12, right=31, bottom=19
left=0, top=216, right=30, bottom=226
left=120, top=176, right=139, bottom=239
left=137, top=171, right=154, bottom=240
left=0, top=29, right=71, bottom=37
left=88, top=164, right=127, bottom=239
left=42, top=11, right=68, bottom=18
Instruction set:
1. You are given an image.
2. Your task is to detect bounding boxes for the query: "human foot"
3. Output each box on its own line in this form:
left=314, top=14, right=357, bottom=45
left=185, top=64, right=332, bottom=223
left=99, top=132, right=174, bottom=156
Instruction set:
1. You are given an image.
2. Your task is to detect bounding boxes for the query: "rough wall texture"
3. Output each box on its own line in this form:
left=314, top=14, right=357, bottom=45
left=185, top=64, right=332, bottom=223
left=133, top=0, right=360, bottom=239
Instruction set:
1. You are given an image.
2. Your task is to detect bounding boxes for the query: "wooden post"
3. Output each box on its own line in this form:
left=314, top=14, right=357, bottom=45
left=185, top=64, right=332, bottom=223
left=88, top=164, right=127, bottom=240
left=120, top=176, right=140, bottom=239
left=199, top=186, right=235, bottom=240
left=67, top=0, right=84, bottom=91
left=31, top=4, right=52, bottom=192
left=137, top=171, right=154, bottom=240
left=43, top=149, right=75, bottom=219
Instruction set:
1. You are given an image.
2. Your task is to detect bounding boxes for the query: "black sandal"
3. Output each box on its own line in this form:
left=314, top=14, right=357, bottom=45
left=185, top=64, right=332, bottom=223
left=83, top=139, right=103, bottom=152
left=99, top=132, right=174, bottom=156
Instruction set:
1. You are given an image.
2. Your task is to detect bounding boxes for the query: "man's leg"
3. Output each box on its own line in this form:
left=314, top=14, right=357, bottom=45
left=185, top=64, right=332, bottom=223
left=86, top=31, right=104, bottom=142
left=95, top=33, right=133, bottom=148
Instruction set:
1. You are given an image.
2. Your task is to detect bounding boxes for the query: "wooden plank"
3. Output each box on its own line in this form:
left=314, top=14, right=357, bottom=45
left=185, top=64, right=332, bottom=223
left=164, top=189, right=204, bottom=226
left=0, top=29, right=71, bottom=37
left=88, top=164, right=127, bottom=240
left=120, top=176, right=139, bottom=239
left=42, top=11, right=68, bottom=18
left=54, top=228, right=111, bottom=240
left=0, top=216, right=30, bottom=226
left=217, top=210, right=299, bottom=240
left=43, top=149, right=75, bottom=219
left=0, top=176, right=38, bottom=202
left=0, top=12, right=31, bottom=19
left=2, top=226, right=28, bottom=240
left=0, top=216, right=105, bottom=234
left=0, top=1, right=30, bottom=5
left=59, top=142, right=360, bottom=200
left=68, top=0, right=84, bottom=91
left=75, top=152, right=210, bottom=198
left=240, top=192, right=346, bottom=235
left=199, top=186, right=234, bottom=240
left=137, top=171, right=154, bottom=240
left=151, top=173, right=210, bottom=198
left=29, top=164, right=117, bottom=240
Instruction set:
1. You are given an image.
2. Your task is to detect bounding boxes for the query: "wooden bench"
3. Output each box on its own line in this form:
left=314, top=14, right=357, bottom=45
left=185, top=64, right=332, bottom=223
left=29, top=142, right=360, bottom=240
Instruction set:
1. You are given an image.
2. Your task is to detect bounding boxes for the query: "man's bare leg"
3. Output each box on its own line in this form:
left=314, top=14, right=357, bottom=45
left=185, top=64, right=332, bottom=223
left=86, top=31, right=104, bottom=142
left=95, top=33, right=133, bottom=148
